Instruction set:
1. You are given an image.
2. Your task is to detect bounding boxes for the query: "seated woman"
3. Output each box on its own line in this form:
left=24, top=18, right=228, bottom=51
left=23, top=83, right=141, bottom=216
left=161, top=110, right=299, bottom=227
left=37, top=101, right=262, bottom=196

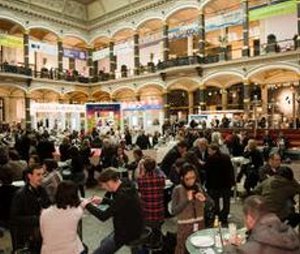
left=171, top=163, right=206, bottom=254
left=111, top=146, right=129, bottom=169
left=40, top=181, right=91, bottom=254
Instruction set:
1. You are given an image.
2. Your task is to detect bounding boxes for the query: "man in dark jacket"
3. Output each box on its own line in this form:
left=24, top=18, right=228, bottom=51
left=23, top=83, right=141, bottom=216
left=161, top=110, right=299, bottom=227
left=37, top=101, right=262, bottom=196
left=10, top=164, right=50, bottom=253
left=258, top=151, right=282, bottom=182
left=160, top=140, right=188, bottom=176
left=36, top=132, right=55, bottom=163
left=205, top=143, right=235, bottom=225
left=136, top=130, right=150, bottom=150
left=224, top=195, right=300, bottom=254
left=86, top=168, right=144, bottom=254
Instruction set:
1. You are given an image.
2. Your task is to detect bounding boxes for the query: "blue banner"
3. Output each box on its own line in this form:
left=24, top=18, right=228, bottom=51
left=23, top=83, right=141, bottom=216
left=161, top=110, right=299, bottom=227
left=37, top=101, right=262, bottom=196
left=63, top=48, right=87, bottom=60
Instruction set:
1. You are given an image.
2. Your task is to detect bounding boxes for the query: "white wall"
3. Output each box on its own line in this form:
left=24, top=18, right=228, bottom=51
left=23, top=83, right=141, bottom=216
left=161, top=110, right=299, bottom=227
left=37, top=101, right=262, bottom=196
left=260, top=13, right=297, bottom=44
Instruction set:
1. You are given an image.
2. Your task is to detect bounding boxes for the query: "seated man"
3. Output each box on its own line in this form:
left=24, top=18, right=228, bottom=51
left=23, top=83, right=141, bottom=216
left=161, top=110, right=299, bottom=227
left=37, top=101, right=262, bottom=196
left=86, top=168, right=144, bottom=254
left=224, top=195, right=300, bottom=254
left=258, top=152, right=281, bottom=182
left=10, top=164, right=50, bottom=253
left=254, top=167, right=300, bottom=227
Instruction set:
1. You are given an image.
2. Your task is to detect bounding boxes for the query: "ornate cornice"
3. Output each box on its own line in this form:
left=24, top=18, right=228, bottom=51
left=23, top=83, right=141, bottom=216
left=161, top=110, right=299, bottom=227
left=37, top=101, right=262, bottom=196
left=87, top=0, right=175, bottom=30
left=0, top=0, right=87, bottom=30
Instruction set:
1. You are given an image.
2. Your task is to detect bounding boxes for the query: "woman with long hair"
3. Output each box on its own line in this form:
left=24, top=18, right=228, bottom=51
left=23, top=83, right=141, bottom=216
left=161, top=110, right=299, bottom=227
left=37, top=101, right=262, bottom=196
left=40, top=181, right=92, bottom=254
left=171, top=163, right=206, bottom=254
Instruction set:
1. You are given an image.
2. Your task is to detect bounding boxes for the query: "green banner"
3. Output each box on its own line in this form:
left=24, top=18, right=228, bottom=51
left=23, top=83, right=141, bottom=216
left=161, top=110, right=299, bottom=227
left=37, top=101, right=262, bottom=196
left=249, top=0, right=297, bottom=21
left=0, top=34, right=23, bottom=48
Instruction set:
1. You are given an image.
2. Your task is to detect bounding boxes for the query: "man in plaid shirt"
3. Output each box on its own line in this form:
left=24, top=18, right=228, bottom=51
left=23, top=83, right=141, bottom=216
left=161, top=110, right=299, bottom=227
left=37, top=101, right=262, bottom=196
left=137, top=156, right=165, bottom=248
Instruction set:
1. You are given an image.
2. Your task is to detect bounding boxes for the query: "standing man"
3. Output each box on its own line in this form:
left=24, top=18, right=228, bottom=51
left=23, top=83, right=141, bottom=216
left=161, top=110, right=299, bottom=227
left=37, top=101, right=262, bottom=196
left=10, top=164, right=50, bottom=253
left=205, top=144, right=235, bottom=226
left=86, top=168, right=144, bottom=254
left=160, top=141, right=188, bottom=176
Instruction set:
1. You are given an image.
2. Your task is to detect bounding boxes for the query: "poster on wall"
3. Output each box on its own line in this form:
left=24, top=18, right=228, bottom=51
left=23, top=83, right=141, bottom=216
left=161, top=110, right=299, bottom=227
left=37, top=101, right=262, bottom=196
left=86, top=103, right=122, bottom=132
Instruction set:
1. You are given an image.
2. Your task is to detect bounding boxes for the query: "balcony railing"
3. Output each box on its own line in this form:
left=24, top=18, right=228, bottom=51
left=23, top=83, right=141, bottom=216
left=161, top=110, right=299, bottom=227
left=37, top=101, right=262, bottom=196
left=0, top=38, right=298, bottom=84
left=0, top=63, right=32, bottom=76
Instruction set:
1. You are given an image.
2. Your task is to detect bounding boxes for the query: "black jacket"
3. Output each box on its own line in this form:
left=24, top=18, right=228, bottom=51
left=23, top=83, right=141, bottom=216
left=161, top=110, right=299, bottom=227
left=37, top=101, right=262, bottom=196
left=37, top=139, right=55, bottom=162
left=160, top=146, right=182, bottom=176
left=86, top=180, right=144, bottom=244
left=136, top=134, right=150, bottom=150
left=10, top=184, right=50, bottom=250
left=244, top=149, right=264, bottom=170
left=205, top=152, right=235, bottom=190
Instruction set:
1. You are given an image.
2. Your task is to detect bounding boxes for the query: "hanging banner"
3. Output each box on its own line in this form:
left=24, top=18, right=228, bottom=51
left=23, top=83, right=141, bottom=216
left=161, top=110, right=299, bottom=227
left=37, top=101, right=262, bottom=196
left=29, top=40, right=58, bottom=56
left=122, top=98, right=163, bottom=111
left=0, top=34, right=23, bottom=48
left=249, top=0, right=296, bottom=21
left=114, top=40, right=134, bottom=55
left=86, top=103, right=122, bottom=131
left=206, top=9, right=243, bottom=31
left=63, top=48, right=87, bottom=60
left=92, top=48, right=109, bottom=61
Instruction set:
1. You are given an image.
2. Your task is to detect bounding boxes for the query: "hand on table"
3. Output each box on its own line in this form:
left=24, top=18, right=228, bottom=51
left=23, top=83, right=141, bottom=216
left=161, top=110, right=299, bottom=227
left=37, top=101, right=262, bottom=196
left=91, top=195, right=102, bottom=205
left=81, top=197, right=93, bottom=208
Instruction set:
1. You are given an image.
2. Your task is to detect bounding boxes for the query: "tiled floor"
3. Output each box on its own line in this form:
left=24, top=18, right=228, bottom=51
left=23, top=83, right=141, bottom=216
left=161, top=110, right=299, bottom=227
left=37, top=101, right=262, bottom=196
left=1, top=161, right=300, bottom=253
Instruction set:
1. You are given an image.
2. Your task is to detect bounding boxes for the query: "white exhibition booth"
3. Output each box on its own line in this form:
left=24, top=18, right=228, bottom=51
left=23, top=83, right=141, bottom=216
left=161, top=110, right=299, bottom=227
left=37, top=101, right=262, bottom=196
left=30, top=103, right=85, bottom=131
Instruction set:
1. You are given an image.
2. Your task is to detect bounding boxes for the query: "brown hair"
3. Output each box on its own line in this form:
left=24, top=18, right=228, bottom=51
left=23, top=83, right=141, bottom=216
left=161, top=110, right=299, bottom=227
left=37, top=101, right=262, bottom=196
left=98, top=168, right=120, bottom=183
left=55, top=181, right=80, bottom=209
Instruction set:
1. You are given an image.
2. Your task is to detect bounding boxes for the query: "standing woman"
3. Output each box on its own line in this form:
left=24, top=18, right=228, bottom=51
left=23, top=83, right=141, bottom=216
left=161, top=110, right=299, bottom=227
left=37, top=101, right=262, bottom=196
left=40, top=181, right=90, bottom=254
left=171, top=163, right=206, bottom=254
left=69, top=147, right=86, bottom=197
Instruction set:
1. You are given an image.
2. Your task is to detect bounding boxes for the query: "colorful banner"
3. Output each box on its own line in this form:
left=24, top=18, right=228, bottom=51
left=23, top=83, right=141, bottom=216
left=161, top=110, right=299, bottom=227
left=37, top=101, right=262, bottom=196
left=0, top=34, right=23, bottom=48
left=86, top=103, right=121, bottom=131
left=63, top=48, right=87, bottom=60
left=249, top=0, right=296, bottom=21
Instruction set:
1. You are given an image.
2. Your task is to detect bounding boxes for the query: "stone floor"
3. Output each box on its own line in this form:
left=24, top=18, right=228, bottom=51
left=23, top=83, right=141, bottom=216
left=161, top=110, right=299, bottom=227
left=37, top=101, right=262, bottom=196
left=1, top=161, right=300, bottom=254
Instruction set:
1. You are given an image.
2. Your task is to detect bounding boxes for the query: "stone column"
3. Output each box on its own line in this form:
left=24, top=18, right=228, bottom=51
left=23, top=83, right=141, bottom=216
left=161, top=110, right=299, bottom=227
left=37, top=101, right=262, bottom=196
left=163, top=92, right=170, bottom=119
left=87, top=46, right=94, bottom=79
left=222, top=88, right=228, bottom=110
left=198, top=7, right=206, bottom=62
left=187, top=35, right=194, bottom=56
left=23, top=31, right=29, bottom=69
left=297, top=1, right=300, bottom=48
left=243, top=79, right=250, bottom=113
left=163, top=22, right=169, bottom=62
left=241, top=0, right=250, bottom=57
left=292, top=89, right=297, bottom=129
left=199, top=83, right=206, bottom=111
left=133, top=32, right=140, bottom=75
left=188, top=91, right=194, bottom=114
left=25, top=92, right=31, bottom=130
left=109, top=41, right=116, bottom=79
left=57, top=38, right=63, bottom=79
left=261, top=84, right=268, bottom=115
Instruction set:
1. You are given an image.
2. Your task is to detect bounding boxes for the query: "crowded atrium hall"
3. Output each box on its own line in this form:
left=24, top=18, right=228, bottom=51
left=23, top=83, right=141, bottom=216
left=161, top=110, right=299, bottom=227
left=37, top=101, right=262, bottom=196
left=1, top=0, right=300, bottom=253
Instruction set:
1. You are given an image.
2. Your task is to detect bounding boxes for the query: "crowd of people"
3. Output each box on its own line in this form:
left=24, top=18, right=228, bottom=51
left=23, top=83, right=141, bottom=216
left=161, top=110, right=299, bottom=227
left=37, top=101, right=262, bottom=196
left=0, top=124, right=299, bottom=254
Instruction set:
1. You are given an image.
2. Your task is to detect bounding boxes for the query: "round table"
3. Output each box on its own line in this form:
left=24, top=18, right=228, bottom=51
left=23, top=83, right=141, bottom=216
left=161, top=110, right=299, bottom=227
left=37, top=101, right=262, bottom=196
left=186, top=228, right=228, bottom=254
left=186, top=228, right=247, bottom=254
